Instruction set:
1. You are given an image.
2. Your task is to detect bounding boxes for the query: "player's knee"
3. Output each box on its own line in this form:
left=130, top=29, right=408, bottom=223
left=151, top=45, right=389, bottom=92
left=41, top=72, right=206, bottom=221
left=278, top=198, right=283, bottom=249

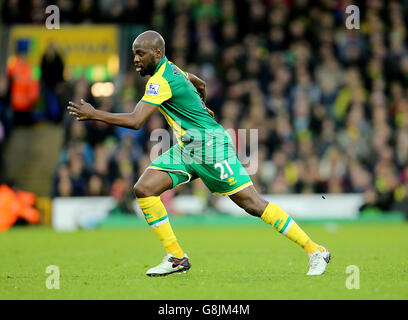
left=133, top=182, right=153, bottom=198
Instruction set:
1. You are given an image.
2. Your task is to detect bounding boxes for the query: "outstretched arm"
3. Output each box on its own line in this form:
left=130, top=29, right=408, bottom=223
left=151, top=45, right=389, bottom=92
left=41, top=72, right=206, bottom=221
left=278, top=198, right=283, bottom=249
left=67, top=99, right=157, bottom=130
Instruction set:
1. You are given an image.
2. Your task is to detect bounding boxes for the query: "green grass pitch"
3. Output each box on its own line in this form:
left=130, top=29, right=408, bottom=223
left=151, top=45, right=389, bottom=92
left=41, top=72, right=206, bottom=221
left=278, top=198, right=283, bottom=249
left=1, top=222, right=407, bottom=300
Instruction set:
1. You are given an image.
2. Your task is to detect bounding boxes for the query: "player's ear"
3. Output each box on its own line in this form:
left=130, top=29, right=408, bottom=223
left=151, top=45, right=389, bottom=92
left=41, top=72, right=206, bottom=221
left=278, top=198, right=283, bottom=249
left=155, top=48, right=162, bottom=59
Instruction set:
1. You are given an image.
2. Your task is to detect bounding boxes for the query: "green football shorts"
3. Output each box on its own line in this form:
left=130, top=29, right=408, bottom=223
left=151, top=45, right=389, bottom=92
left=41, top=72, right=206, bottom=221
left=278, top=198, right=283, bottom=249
left=147, top=143, right=253, bottom=196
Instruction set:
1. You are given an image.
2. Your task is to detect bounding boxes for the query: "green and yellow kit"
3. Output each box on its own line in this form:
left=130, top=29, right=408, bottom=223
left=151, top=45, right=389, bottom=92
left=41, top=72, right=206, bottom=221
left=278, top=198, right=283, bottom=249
left=141, top=56, right=252, bottom=195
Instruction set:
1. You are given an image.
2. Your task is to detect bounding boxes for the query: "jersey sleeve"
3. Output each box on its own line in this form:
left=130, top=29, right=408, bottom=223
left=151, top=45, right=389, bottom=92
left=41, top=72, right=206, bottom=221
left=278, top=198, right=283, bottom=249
left=141, top=75, right=172, bottom=106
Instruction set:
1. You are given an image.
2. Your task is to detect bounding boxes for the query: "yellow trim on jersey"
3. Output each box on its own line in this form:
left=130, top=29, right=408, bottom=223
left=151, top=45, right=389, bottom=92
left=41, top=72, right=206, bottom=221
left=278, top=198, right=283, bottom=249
left=212, top=181, right=253, bottom=196
left=141, top=59, right=190, bottom=148
left=158, top=107, right=186, bottom=147
left=141, top=61, right=186, bottom=146
left=141, top=63, right=172, bottom=105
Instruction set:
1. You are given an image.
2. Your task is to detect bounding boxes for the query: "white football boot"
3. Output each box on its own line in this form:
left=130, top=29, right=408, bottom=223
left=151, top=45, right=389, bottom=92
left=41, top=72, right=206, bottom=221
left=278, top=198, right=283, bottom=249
left=146, top=253, right=191, bottom=277
left=306, top=246, right=331, bottom=276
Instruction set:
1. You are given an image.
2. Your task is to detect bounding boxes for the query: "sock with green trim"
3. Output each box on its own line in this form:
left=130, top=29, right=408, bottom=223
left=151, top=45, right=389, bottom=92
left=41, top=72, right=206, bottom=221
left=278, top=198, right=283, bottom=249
left=261, top=202, right=323, bottom=254
left=137, top=196, right=184, bottom=258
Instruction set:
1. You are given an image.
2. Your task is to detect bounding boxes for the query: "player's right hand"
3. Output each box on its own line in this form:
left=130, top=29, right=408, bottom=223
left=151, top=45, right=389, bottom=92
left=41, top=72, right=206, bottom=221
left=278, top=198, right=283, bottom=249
left=67, top=99, right=96, bottom=121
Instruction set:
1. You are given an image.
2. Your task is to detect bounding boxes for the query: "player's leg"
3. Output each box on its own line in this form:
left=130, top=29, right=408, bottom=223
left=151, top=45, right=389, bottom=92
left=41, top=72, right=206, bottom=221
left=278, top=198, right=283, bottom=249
left=134, top=168, right=191, bottom=276
left=133, top=168, right=183, bottom=256
left=134, top=144, right=193, bottom=276
left=229, top=185, right=317, bottom=247
left=229, top=185, right=331, bottom=275
left=133, top=167, right=173, bottom=197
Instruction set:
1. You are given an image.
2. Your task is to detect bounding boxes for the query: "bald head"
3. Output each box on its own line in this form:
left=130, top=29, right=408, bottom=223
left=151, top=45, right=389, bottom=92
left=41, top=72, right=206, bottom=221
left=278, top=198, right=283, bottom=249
left=133, top=30, right=165, bottom=58
left=132, top=30, right=166, bottom=76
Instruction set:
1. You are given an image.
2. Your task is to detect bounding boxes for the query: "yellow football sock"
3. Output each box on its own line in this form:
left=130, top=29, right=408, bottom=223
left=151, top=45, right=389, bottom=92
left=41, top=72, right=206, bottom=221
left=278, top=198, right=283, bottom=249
left=137, top=196, right=184, bottom=258
left=260, top=202, right=323, bottom=254
left=304, top=239, right=323, bottom=255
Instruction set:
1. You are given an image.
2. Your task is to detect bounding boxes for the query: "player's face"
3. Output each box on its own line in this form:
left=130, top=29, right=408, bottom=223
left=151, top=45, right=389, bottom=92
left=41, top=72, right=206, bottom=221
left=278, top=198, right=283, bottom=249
left=133, top=46, right=156, bottom=76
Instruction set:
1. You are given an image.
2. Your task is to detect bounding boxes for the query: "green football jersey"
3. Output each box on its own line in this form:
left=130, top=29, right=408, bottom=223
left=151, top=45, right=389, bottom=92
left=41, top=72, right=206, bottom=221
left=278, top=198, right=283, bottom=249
left=141, top=56, right=235, bottom=163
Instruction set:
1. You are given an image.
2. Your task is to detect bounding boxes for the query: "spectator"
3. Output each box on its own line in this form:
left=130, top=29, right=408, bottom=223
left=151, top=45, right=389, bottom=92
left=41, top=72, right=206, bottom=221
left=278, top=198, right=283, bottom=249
left=0, top=76, right=13, bottom=181
left=86, top=97, right=116, bottom=146
left=56, top=0, right=76, bottom=23
left=36, top=0, right=408, bottom=217
left=6, top=39, right=39, bottom=125
left=40, top=42, right=65, bottom=122
left=1, top=0, right=27, bottom=24
left=76, top=0, right=101, bottom=23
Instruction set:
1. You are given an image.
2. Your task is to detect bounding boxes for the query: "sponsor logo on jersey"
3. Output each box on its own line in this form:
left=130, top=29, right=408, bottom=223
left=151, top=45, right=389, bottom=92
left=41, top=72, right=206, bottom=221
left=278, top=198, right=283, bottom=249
left=228, top=177, right=237, bottom=186
left=146, top=83, right=160, bottom=96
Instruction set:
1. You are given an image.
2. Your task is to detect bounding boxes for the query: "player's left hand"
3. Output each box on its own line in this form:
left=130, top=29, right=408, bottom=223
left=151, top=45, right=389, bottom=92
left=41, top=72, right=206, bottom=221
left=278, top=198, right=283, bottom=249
left=67, top=99, right=96, bottom=121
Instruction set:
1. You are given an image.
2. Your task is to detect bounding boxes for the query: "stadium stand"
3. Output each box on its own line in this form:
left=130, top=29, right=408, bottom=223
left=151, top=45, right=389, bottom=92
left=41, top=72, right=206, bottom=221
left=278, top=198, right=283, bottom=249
left=0, top=0, right=407, bottom=218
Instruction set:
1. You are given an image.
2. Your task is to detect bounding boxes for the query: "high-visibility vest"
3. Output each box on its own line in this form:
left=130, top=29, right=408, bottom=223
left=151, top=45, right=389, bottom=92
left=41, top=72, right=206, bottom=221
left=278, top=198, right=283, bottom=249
left=6, top=57, right=40, bottom=112
left=0, top=184, right=19, bottom=231
left=17, top=190, right=39, bottom=224
left=0, top=184, right=40, bottom=231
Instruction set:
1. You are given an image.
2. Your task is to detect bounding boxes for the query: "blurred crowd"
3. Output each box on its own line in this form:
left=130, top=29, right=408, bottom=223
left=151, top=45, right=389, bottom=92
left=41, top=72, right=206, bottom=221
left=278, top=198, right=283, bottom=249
left=1, top=0, right=153, bottom=25
left=0, top=34, right=65, bottom=179
left=2, top=0, right=408, bottom=215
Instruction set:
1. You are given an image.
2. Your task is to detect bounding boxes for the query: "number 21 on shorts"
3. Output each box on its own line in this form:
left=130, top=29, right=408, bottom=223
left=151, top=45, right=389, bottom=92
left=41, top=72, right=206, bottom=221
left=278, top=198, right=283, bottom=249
left=214, top=160, right=234, bottom=180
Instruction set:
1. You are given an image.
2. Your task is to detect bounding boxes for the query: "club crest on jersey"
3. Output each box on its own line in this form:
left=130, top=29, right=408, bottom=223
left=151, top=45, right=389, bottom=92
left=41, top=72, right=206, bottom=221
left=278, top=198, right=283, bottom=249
left=146, top=83, right=160, bottom=96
